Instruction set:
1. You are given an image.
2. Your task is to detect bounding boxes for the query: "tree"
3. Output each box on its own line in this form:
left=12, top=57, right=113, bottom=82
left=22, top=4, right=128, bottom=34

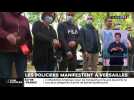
left=25, top=12, right=40, bottom=24
left=24, top=12, right=134, bottom=35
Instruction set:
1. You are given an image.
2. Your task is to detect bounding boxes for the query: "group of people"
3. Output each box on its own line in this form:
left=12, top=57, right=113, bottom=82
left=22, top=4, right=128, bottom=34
left=0, top=12, right=101, bottom=79
left=32, top=12, right=101, bottom=72
left=0, top=12, right=134, bottom=80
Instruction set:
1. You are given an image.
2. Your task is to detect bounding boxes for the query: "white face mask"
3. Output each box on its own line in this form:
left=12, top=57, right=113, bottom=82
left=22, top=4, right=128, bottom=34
left=66, top=16, right=73, bottom=23
left=87, top=20, right=93, bottom=24
left=44, top=16, right=53, bottom=24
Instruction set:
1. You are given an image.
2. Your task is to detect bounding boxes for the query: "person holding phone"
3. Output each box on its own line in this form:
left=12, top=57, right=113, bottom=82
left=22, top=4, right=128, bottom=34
left=0, top=12, right=32, bottom=80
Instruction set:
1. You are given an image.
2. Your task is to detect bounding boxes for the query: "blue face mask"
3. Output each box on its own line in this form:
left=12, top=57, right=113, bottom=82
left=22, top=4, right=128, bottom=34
left=66, top=16, right=73, bottom=23
left=44, top=16, right=53, bottom=24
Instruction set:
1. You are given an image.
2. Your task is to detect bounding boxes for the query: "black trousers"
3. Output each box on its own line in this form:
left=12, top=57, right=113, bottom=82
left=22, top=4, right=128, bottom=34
left=102, top=66, right=109, bottom=71
left=59, top=55, right=77, bottom=71
left=109, top=66, right=123, bottom=71
left=102, top=66, right=123, bottom=71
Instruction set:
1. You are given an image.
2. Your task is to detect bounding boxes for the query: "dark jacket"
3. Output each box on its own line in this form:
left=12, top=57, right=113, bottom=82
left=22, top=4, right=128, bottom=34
left=79, top=24, right=101, bottom=53
left=32, top=21, right=57, bottom=66
left=108, top=42, right=127, bottom=65
left=57, top=22, right=79, bottom=54
left=128, top=34, right=134, bottom=54
left=0, top=12, right=32, bottom=53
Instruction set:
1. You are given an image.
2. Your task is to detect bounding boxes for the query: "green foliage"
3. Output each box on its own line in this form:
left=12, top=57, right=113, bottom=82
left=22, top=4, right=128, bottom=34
left=25, top=12, right=40, bottom=23
left=25, top=12, right=134, bottom=35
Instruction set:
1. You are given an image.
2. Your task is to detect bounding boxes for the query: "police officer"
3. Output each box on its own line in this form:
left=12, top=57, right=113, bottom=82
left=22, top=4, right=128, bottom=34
left=57, top=12, right=79, bottom=71
left=32, top=12, right=60, bottom=71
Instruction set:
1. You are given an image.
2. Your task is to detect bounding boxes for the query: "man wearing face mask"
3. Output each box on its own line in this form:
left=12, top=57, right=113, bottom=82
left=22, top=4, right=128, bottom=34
left=0, top=12, right=32, bottom=83
left=32, top=12, right=60, bottom=71
left=57, top=12, right=79, bottom=71
left=79, top=16, right=101, bottom=71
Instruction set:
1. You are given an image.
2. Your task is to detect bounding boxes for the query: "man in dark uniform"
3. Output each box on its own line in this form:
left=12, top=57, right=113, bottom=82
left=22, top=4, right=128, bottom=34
left=57, top=12, right=79, bottom=71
